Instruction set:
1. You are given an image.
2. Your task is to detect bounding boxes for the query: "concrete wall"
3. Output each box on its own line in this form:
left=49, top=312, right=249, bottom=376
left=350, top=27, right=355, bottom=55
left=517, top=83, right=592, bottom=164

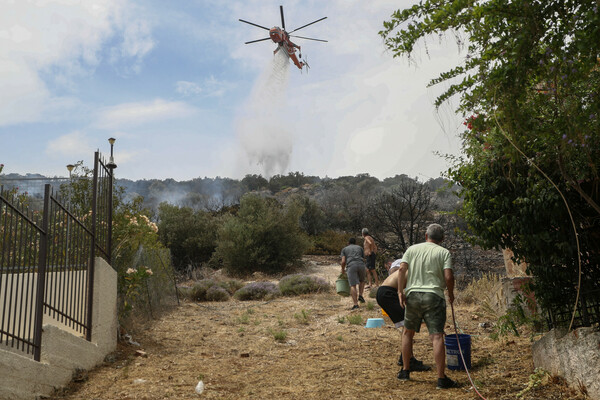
left=0, top=270, right=89, bottom=340
left=490, top=277, right=536, bottom=316
left=533, top=327, right=600, bottom=399
left=502, top=248, right=528, bottom=277
left=0, top=257, right=117, bottom=400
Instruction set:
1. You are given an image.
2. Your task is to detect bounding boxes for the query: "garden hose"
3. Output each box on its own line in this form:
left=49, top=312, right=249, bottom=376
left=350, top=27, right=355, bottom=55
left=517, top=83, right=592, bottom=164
left=450, top=301, right=487, bottom=400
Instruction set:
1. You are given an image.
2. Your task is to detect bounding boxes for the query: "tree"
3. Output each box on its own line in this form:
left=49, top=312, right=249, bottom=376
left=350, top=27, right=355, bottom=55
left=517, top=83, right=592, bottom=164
left=157, top=203, right=219, bottom=271
left=380, top=1, right=600, bottom=327
left=211, top=194, right=310, bottom=275
left=367, top=178, right=432, bottom=255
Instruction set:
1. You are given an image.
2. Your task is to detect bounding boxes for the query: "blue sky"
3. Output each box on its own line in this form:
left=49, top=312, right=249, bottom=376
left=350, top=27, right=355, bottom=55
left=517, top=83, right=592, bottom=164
left=0, top=0, right=466, bottom=181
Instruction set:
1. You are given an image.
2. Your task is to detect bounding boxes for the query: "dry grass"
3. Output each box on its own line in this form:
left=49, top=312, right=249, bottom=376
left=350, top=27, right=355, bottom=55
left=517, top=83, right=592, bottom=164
left=50, top=260, right=585, bottom=400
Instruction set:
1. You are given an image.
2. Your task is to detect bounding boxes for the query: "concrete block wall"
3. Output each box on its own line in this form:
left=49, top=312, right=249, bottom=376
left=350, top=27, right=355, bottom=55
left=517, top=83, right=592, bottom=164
left=533, top=327, right=600, bottom=399
left=0, top=257, right=117, bottom=400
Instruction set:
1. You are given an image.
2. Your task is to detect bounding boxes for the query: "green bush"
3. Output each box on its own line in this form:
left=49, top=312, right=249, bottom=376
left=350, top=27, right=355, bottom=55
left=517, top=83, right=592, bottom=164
left=278, top=274, right=331, bottom=296
left=234, top=282, right=281, bottom=301
left=157, top=203, right=219, bottom=271
left=211, top=195, right=310, bottom=275
left=218, top=279, right=244, bottom=295
left=206, top=285, right=230, bottom=302
left=307, top=230, right=352, bottom=255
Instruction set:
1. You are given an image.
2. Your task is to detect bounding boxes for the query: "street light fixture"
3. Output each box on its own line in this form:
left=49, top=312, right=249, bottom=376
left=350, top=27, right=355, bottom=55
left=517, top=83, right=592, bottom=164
left=66, top=164, right=75, bottom=178
left=107, top=138, right=117, bottom=169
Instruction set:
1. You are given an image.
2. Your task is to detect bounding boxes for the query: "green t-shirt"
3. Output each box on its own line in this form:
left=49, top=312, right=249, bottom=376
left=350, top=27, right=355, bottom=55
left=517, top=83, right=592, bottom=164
left=403, top=241, right=452, bottom=299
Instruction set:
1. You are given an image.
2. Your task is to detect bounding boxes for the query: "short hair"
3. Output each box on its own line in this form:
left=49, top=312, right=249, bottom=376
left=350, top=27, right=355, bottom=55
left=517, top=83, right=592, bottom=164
left=349, top=237, right=356, bottom=244
left=426, top=224, right=444, bottom=242
left=361, top=228, right=369, bottom=235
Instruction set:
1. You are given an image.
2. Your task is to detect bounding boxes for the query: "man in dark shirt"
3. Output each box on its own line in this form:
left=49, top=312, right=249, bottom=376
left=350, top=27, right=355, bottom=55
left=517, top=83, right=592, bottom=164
left=340, top=238, right=367, bottom=310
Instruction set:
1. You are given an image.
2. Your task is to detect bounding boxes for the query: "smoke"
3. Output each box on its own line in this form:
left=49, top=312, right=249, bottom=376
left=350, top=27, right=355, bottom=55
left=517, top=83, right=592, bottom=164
left=234, top=49, right=292, bottom=178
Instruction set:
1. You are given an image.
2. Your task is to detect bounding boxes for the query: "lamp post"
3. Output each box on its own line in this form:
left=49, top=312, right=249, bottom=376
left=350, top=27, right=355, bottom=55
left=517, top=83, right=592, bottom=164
left=66, top=164, right=75, bottom=178
left=106, top=138, right=116, bottom=264
left=107, top=138, right=117, bottom=169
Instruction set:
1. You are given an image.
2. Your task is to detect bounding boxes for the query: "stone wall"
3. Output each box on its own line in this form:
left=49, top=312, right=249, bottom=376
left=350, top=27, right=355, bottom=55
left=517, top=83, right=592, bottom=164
left=0, top=257, right=117, bottom=400
left=532, top=327, right=600, bottom=399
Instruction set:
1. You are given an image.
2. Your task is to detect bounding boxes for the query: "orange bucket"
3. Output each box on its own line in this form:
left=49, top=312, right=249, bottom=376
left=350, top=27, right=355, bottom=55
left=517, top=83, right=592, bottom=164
left=381, top=308, right=389, bottom=317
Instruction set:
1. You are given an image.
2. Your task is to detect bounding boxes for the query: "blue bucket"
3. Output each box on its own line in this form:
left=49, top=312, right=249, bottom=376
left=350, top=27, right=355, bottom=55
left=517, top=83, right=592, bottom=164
left=445, top=334, right=471, bottom=370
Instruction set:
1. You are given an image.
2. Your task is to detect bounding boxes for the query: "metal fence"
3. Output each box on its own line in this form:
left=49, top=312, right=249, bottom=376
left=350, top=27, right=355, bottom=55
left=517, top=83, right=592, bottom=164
left=546, top=287, right=600, bottom=330
left=0, top=151, right=113, bottom=361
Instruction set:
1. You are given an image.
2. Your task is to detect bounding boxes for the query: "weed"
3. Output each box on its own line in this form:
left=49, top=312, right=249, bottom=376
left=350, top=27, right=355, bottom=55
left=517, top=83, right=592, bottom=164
left=238, top=327, right=245, bottom=333
left=294, top=309, right=310, bottom=325
left=336, top=335, right=344, bottom=341
left=491, top=294, right=542, bottom=340
left=270, top=329, right=288, bottom=342
left=347, top=314, right=363, bottom=325
left=237, top=312, right=250, bottom=324
left=457, top=272, right=500, bottom=306
left=366, top=301, right=374, bottom=311
left=246, top=308, right=255, bottom=314
left=337, top=316, right=345, bottom=324
left=517, top=368, right=550, bottom=398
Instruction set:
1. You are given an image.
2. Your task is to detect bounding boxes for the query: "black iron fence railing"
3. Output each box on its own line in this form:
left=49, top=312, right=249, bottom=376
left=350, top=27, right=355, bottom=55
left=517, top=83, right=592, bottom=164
left=0, top=151, right=113, bottom=361
left=546, top=287, right=600, bottom=330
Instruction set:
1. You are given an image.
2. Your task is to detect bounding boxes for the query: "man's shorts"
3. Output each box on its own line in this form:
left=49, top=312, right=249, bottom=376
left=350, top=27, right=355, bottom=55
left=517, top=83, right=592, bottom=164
left=376, top=286, right=405, bottom=328
left=366, top=253, right=376, bottom=270
left=404, top=291, right=446, bottom=334
left=346, top=264, right=366, bottom=286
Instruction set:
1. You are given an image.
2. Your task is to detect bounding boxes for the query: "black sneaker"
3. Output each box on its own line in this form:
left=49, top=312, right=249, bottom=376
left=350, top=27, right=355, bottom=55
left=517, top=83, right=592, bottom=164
left=397, top=369, right=410, bottom=381
left=358, top=295, right=365, bottom=303
left=397, top=355, right=432, bottom=371
left=436, top=375, right=457, bottom=389
left=350, top=305, right=359, bottom=310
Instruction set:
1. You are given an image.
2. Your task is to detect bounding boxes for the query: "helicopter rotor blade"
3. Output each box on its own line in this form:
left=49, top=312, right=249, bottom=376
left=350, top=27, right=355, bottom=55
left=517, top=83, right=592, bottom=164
left=239, top=19, right=270, bottom=31
left=245, top=37, right=271, bottom=44
left=289, top=35, right=328, bottom=43
left=289, top=16, right=327, bottom=33
left=280, top=5, right=285, bottom=30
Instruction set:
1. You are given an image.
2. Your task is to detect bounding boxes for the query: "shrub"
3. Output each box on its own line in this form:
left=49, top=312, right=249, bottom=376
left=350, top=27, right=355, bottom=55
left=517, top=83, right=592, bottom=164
left=212, top=195, right=310, bottom=275
left=234, top=282, right=281, bottom=301
left=218, top=279, right=244, bottom=295
left=307, top=230, right=352, bottom=255
left=347, top=314, right=363, bottom=325
left=206, top=286, right=230, bottom=302
left=278, top=274, right=331, bottom=296
left=187, top=279, right=215, bottom=301
left=157, top=203, right=219, bottom=271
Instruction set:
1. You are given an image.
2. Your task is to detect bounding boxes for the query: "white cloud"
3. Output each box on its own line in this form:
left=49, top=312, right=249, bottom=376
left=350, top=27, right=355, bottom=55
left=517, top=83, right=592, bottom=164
left=95, top=99, right=197, bottom=129
left=45, top=131, right=94, bottom=158
left=0, top=0, right=154, bottom=126
left=175, top=76, right=234, bottom=97
left=176, top=81, right=203, bottom=96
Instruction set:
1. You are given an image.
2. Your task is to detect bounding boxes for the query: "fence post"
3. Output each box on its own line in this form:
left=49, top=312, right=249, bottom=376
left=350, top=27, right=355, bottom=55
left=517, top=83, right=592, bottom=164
left=32, top=184, right=50, bottom=361
left=86, top=152, right=99, bottom=341
left=107, top=164, right=114, bottom=264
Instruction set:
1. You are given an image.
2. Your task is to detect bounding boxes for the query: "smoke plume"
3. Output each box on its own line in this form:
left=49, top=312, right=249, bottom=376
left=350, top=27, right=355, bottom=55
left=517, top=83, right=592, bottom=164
left=235, top=49, right=292, bottom=178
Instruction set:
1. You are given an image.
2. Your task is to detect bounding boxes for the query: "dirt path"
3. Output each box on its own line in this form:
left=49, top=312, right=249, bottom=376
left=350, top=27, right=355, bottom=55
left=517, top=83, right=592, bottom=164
left=52, top=261, right=582, bottom=400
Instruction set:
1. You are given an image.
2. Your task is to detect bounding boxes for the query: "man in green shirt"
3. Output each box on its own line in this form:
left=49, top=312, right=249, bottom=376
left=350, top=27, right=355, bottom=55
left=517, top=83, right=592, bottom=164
left=396, top=224, right=457, bottom=389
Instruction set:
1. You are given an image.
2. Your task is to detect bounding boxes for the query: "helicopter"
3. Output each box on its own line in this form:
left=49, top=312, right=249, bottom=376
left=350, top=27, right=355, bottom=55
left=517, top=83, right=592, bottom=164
left=239, top=5, right=327, bottom=71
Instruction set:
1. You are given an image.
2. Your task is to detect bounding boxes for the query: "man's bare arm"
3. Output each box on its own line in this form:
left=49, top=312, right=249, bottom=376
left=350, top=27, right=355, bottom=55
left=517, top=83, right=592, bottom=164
left=398, top=262, right=408, bottom=308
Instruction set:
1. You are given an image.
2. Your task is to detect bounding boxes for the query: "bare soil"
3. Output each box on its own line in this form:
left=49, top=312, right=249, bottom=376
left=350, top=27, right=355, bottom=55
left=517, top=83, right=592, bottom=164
left=51, top=257, right=584, bottom=400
